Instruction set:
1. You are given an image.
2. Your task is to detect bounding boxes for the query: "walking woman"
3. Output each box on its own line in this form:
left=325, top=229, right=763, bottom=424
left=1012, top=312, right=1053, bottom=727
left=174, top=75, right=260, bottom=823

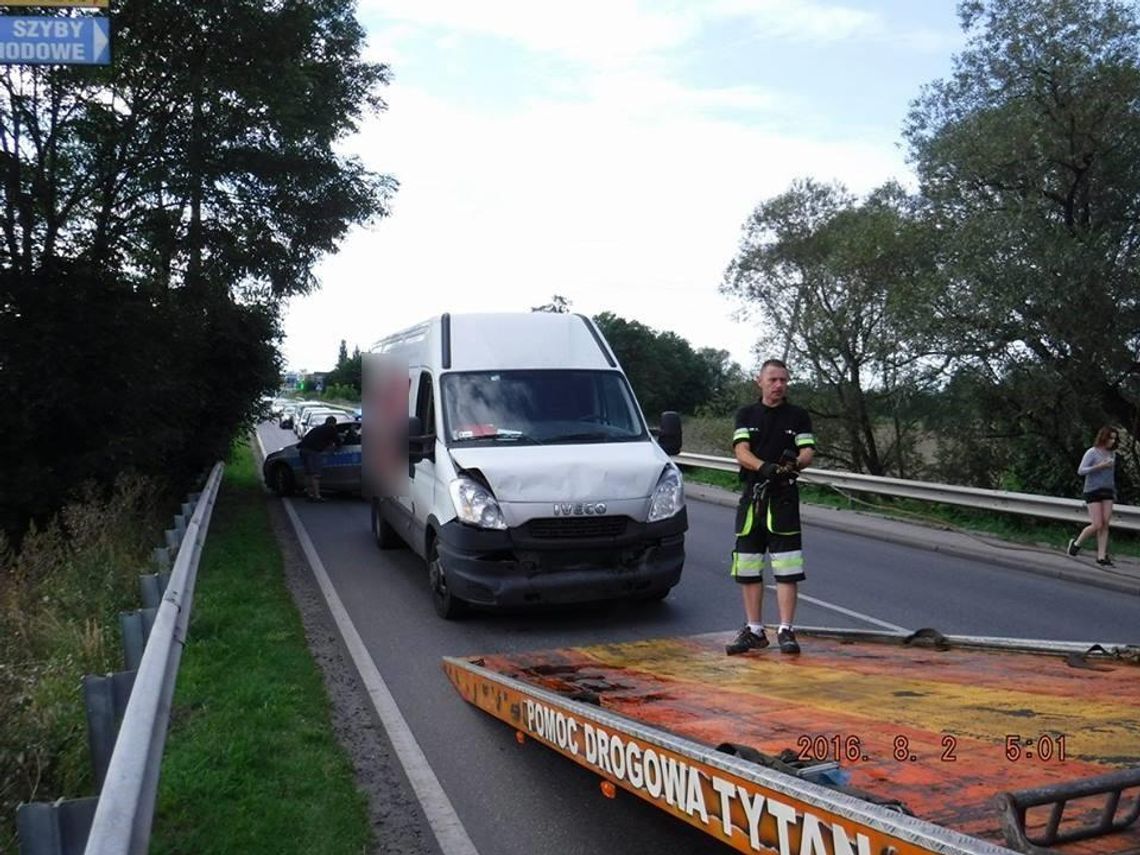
left=1067, top=426, right=1119, bottom=566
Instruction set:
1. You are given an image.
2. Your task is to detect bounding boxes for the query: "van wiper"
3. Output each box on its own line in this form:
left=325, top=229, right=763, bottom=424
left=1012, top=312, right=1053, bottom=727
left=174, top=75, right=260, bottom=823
left=549, top=430, right=614, bottom=443
left=489, top=429, right=543, bottom=444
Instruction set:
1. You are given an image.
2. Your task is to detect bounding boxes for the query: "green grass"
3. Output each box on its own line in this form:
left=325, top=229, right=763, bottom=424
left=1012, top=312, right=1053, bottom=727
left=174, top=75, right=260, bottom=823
left=681, top=466, right=1140, bottom=558
left=151, top=444, right=371, bottom=855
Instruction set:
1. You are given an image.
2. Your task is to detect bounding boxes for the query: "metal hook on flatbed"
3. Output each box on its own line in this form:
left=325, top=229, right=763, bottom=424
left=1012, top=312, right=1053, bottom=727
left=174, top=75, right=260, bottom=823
left=902, top=627, right=951, bottom=650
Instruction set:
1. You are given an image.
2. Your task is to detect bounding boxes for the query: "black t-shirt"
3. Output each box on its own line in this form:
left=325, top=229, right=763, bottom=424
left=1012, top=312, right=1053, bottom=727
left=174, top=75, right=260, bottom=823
left=732, top=401, right=815, bottom=483
left=299, top=422, right=341, bottom=452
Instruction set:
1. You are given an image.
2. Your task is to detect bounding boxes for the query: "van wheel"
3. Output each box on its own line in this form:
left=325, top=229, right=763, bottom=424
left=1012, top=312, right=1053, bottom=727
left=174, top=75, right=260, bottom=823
left=372, top=501, right=403, bottom=550
left=427, top=541, right=464, bottom=619
left=269, top=464, right=295, bottom=496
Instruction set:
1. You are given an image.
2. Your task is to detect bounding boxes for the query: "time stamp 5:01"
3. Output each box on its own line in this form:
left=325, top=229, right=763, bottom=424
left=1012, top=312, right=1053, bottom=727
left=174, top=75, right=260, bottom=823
left=795, top=734, right=1069, bottom=763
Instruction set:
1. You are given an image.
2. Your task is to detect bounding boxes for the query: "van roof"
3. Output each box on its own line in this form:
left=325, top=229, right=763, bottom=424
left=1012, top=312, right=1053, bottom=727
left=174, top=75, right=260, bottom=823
left=370, top=313, right=618, bottom=372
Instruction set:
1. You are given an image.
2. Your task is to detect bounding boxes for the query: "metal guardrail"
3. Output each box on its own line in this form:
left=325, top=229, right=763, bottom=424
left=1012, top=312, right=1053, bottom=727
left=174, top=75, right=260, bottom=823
left=16, top=462, right=225, bottom=855
left=673, top=451, right=1140, bottom=533
left=83, top=461, right=225, bottom=854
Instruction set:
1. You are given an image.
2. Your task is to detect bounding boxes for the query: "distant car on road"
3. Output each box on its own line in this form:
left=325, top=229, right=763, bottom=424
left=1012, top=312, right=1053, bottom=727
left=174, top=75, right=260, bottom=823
left=262, top=421, right=363, bottom=496
left=292, top=403, right=336, bottom=435
left=279, top=400, right=321, bottom=429
left=295, top=408, right=354, bottom=438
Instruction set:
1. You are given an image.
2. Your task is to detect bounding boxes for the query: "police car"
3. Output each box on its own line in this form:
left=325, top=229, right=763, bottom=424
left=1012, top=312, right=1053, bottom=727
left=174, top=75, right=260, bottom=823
left=262, top=421, right=363, bottom=496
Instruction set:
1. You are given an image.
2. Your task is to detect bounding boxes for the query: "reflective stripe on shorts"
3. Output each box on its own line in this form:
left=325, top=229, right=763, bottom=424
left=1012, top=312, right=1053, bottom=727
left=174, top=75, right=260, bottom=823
left=731, top=552, right=764, bottom=580
left=770, top=550, right=803, bottom=580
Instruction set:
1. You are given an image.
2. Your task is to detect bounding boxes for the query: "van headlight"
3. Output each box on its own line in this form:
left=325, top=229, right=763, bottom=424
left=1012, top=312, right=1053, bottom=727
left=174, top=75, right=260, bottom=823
left=449, top=476, right=507, bottom=530
left=647, top=465, right=685, bottom=522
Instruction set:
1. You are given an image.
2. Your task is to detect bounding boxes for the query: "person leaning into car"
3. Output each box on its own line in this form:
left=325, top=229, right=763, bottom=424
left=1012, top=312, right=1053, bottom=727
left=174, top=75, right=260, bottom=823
left=298, top=415, right=342, bottom=502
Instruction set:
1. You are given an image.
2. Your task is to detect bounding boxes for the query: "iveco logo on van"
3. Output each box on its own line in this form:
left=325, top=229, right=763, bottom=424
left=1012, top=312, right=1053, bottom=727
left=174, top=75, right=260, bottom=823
left=553, top=502, right=607, bottom=516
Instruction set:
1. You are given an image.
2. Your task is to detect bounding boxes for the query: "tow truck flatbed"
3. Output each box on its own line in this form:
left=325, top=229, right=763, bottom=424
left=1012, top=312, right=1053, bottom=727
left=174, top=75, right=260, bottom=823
left=443, top=628, right=1140, bottom=855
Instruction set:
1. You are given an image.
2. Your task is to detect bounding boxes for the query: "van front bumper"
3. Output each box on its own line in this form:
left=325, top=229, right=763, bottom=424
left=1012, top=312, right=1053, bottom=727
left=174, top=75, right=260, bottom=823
left=435, top=510, right=686, bottom=607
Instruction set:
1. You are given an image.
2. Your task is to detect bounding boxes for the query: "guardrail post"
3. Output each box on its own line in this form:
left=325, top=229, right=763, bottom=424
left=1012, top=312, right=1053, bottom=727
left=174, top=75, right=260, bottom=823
left=120, top=608, right=158, bottom=672
left=16, top=797, right=99, bottom=855
left=138, top=572, right=172, bottom=610
left=164, top=528, right=179, bottom=552
left=83, top=671, right=137, bottom=788
left=151, top=546, right=171, bottom=572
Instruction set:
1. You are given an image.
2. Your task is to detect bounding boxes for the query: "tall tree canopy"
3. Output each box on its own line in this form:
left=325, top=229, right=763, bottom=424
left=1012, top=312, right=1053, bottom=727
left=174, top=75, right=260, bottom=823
left=722, top=179, right=937, bottom=475
left=0, top=0, right=393, bottom=536
left=904, top=0, right=1140, bottom=493
left=722, top=0, right=1140, bottom=494
left=593, top=312, right=741, bottom=419
left=1, top=0, right=392, bottom=293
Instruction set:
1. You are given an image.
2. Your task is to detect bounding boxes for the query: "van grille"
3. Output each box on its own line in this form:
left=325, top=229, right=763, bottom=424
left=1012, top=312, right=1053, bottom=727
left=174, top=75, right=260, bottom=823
left=527, top=516, right=629, bottom=539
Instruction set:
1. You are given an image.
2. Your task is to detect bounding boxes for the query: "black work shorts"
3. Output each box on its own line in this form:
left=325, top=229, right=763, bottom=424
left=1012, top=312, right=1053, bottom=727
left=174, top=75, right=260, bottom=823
left=1083, top=488, right=1116, bottom=503
left=731, top=484, right=805, bottom=584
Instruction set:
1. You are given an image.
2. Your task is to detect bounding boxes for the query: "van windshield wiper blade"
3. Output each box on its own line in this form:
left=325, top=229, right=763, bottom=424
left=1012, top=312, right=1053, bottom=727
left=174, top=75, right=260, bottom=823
left=548, top=431, right=615, bottom=443
left=489, top=429, right=543, bottom=444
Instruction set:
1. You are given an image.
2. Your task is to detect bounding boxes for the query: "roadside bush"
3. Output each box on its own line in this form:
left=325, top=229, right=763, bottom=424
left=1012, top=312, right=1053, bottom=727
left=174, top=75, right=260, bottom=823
left=681, top=416, right=733, bottom=456
left=0, top=264, right=279, bottom=543
left=0, top=474, right=164, bottom=852
left=320, top=384, right=360, bottom=403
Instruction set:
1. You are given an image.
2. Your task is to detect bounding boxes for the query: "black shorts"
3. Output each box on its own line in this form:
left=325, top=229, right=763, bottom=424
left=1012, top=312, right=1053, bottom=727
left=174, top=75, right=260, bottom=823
left=731, top=484, right=805, bottom=584
left=300, top=449, right=324, bottom=476
left=1084, top=488, right=1115, bottom=503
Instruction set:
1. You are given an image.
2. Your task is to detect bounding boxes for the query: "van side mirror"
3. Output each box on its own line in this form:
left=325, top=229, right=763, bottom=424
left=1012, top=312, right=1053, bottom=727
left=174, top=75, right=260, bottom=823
left=656, top=411, right=682, bottom=456
left=409, top=415, right=435, bottom=464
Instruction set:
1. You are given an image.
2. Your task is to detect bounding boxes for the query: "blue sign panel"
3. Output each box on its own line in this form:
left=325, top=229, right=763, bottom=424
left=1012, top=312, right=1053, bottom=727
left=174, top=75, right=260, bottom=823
left=0, top=17, right=110, bottom=66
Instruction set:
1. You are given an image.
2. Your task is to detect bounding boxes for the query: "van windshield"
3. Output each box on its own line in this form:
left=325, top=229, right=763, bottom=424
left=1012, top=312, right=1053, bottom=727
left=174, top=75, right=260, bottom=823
left=441, top=370, right=647, bottom=446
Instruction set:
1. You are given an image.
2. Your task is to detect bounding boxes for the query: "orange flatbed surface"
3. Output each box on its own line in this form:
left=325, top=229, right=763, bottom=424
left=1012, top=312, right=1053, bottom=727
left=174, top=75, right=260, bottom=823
left=477, top=632, right=1140, bottom=854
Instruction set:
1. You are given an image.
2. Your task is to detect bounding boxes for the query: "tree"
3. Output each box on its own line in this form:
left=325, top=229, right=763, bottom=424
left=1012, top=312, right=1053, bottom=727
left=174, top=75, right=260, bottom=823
left=592, top=312, right=722, bottom=418
left=694, top=347, right=750, bottom=416
left=0, top=0, right=392, bottom=537
left=326, top=342, right=362, bottom=394
left=722, top=179, right=939, bottom=475
left=1, top=1, right=393, bottom=296
left=904, top=0, right=1140, bottom=496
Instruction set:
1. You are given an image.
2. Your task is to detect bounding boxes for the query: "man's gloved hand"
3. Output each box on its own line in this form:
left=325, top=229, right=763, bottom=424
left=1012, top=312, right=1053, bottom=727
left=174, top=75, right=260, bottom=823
left=775, top=449, right=800, bottom=481
left=758, top=461, right=780, bottom=480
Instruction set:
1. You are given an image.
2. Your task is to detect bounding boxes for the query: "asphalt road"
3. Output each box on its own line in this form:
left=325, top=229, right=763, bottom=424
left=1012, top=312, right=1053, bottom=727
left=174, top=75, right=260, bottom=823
left=254, top=423, right=1137, bottom=854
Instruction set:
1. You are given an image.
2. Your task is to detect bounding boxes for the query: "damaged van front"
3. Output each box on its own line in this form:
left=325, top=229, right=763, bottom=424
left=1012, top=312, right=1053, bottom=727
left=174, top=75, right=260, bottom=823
left=368, top=313, right=687, bottom=618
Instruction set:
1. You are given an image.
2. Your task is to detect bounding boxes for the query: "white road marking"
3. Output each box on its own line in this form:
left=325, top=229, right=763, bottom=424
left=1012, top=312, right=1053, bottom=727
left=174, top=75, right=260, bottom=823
left=769, top=586, right=909, bottom=632
left=282, top=499, right=480, bottom=855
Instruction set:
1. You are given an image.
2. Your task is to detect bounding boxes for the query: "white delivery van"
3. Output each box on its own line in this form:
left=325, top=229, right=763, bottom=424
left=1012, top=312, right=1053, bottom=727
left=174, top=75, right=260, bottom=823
left=365, top=312, right=686, bottom=618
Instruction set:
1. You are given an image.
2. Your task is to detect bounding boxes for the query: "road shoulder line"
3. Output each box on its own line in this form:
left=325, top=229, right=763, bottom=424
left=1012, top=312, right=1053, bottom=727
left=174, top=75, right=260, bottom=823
left=281, top=498, right=480, bottom=855
left=789, top=590, right=909, bottom=632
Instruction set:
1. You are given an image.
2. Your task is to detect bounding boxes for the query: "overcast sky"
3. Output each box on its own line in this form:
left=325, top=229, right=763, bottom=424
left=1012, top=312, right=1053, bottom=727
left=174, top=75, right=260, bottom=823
left=281, top=1, right=966, bottom=374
